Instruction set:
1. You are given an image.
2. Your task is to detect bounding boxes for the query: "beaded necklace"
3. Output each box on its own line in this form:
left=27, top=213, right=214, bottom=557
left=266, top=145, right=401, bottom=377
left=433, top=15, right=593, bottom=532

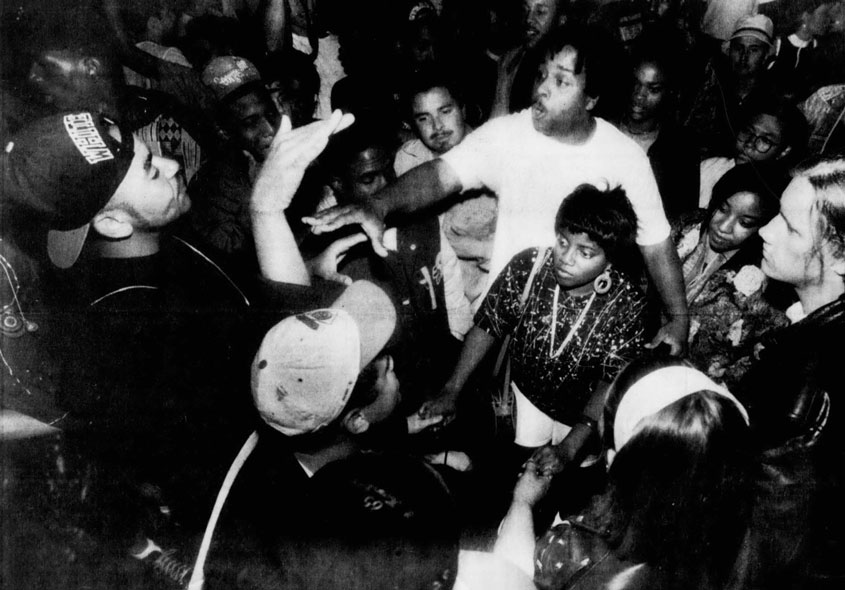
left=548, top=283, right=597, bottom=359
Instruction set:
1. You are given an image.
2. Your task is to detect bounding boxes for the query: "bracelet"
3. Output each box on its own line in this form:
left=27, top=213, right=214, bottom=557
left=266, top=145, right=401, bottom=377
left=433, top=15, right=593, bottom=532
left=576, top=416, right=598, bottom=432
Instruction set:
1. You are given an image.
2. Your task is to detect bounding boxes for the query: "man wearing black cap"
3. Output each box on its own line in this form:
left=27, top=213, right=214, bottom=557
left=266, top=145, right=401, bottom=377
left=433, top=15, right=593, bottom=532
left=1, top=107, right=358, bottom=585
left=0, top=111, right=139, bottom=438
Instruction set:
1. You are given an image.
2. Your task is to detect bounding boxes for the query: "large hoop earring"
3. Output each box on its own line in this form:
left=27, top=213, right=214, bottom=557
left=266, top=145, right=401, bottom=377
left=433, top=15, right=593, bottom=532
left=593, top=269, right=612, bottom=295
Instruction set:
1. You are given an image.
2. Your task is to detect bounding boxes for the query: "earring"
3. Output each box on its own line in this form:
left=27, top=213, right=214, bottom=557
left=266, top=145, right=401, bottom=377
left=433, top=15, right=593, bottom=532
left=593, top=269, right=612, bottom=295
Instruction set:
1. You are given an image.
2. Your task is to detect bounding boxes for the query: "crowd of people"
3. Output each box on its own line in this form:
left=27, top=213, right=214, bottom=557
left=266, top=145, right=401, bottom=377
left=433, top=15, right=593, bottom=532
left=2, top=0, right=845, bottom=589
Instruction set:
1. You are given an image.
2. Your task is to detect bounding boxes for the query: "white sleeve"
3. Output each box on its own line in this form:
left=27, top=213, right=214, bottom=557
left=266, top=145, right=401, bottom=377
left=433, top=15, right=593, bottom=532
left=622, top=148, right=671, bottom=246
left=440, top=117, right=510, bottom=193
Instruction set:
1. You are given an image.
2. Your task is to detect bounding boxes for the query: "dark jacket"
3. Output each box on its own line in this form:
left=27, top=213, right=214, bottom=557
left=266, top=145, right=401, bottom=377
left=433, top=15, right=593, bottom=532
left=736, top=295, right=845, bottom=587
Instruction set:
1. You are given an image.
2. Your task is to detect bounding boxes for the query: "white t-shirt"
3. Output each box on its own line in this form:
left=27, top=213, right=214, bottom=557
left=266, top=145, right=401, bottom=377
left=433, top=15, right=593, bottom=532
left=441, top=110, right=670, bottom=282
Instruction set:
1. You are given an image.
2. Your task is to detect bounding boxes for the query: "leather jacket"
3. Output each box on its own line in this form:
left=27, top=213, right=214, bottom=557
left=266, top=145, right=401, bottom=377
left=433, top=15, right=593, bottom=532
left=736, top=294, right=845, bottom=586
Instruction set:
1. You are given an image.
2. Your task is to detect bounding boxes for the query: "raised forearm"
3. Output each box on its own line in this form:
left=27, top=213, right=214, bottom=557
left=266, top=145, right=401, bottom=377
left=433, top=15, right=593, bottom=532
left=252, top=210, right=310, bottom=285
left=493, top=499, right=537, bottom=577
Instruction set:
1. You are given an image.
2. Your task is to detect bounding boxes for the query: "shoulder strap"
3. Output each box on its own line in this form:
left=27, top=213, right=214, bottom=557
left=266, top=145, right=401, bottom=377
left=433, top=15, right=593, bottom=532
left=493, top=247, right=551, bottom=374
left=520, top=247, right=550, bottom=309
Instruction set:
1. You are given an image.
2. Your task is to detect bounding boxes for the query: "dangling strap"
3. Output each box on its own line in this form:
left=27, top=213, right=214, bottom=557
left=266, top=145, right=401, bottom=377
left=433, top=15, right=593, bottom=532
left=187, top=430, right=259, bottom=590
left=493, top=247, right=551, bottom=375
left=492, top=248, right=551, bottom=419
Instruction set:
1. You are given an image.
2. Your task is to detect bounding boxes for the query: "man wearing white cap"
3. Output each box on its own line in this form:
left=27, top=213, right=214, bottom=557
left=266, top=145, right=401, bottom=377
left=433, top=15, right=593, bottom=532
left=203, top=280, right=453, bottom=585
left=685, top=14, right=778, bottom=157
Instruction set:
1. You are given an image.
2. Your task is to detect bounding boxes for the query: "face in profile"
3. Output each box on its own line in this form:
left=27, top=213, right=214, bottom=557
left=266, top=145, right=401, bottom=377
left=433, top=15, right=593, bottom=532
left=411, top=86, right=467, bottom=155
left=735, top=113, right=787, bottom=164
left=628, top=61, right=668, bottom=124
left=758, top=176, right=831, bottom=289
left=225, top=90, right=280, bottom=161
left=532, top=45, right=595, bottom=138
left=707, top=191, right=767, bottom=253
left=104, top=136, right=191, bottom=230
left=553, top=228, right=609, bottom=295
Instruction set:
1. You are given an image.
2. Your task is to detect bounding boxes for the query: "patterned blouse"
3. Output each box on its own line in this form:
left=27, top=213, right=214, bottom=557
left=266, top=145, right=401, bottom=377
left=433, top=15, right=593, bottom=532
left=475, top=247, right=647, bottom=425
left=673, top=216, right=790, bottom=389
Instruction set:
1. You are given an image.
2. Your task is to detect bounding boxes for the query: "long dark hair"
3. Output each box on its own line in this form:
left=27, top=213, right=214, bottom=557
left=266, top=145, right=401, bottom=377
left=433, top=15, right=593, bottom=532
left=596, top=358, right=754, bottom=589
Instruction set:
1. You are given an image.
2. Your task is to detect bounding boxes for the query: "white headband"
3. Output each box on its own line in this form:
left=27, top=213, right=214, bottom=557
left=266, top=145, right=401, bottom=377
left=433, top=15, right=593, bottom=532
left=613, top=366, right=749, bottom=451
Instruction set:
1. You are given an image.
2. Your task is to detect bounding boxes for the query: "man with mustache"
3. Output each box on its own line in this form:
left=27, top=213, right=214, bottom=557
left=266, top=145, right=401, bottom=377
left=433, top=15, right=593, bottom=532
left=306, top=25, right=689, bottom=357
left=396, top=71, right=497, bottom=324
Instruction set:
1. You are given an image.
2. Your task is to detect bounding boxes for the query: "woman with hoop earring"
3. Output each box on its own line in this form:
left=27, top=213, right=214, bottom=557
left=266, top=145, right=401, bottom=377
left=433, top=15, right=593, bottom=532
left=420, top=183, right=648, bottom=514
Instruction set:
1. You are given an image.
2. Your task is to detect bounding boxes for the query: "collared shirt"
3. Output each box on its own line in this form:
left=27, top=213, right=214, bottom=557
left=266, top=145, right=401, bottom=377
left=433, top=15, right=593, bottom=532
left=680, top=232, right=737, bottom=305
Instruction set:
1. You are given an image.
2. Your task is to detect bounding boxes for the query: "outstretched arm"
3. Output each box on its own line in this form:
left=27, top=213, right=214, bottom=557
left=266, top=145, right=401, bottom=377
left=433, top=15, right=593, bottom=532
left=494, top=460, right=553, bottom=577
left=420, top=325, right=497, bottom=418
left=641, top=237, right=689, bottom=356
left=250, top=110, right=355, bottom=284
left=303, top=158, right=463, bottom=257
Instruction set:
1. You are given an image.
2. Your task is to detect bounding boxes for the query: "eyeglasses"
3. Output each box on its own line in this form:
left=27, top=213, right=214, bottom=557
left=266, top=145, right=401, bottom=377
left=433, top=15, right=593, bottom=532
left=737, top=127, right=778, bottom=154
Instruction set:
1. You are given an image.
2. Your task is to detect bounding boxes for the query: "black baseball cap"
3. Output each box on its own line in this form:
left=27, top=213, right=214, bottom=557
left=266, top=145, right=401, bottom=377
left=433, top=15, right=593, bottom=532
left=3, top=111, right=134, bottom=268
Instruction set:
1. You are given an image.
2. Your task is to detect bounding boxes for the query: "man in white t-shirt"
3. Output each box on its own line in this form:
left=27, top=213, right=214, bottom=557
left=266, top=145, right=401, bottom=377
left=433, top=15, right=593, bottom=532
left=306, top=25, right=689, bottom=354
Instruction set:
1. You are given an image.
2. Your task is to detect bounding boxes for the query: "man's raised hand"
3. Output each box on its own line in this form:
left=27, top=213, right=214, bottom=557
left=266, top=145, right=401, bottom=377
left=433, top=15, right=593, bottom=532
left=251, top=110, right=355, bottom=215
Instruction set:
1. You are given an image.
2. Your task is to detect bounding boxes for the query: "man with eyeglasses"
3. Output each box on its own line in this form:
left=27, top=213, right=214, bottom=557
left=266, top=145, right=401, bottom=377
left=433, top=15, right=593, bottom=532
left=684, top=15, right=780, bottom=158
left=699, top=97, right=809, bottom=207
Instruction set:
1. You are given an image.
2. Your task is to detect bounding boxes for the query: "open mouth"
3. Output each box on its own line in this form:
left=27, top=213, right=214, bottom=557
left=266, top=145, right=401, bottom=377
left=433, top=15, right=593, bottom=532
left=532, top=101, right=546, bottom=118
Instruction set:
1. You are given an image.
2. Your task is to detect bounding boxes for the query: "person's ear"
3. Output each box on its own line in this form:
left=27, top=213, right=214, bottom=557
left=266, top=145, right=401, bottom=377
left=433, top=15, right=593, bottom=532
left=585, top=95, right=599, bottom=112
left=341, top=409, right=370, bottom=435
left=776, top=145, right=792, bottom=160
left=328, top=175, right=346, bottom=200
left=80, top=57, right=102, bottom=78
left=91, top=210, right=134, bottom=239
